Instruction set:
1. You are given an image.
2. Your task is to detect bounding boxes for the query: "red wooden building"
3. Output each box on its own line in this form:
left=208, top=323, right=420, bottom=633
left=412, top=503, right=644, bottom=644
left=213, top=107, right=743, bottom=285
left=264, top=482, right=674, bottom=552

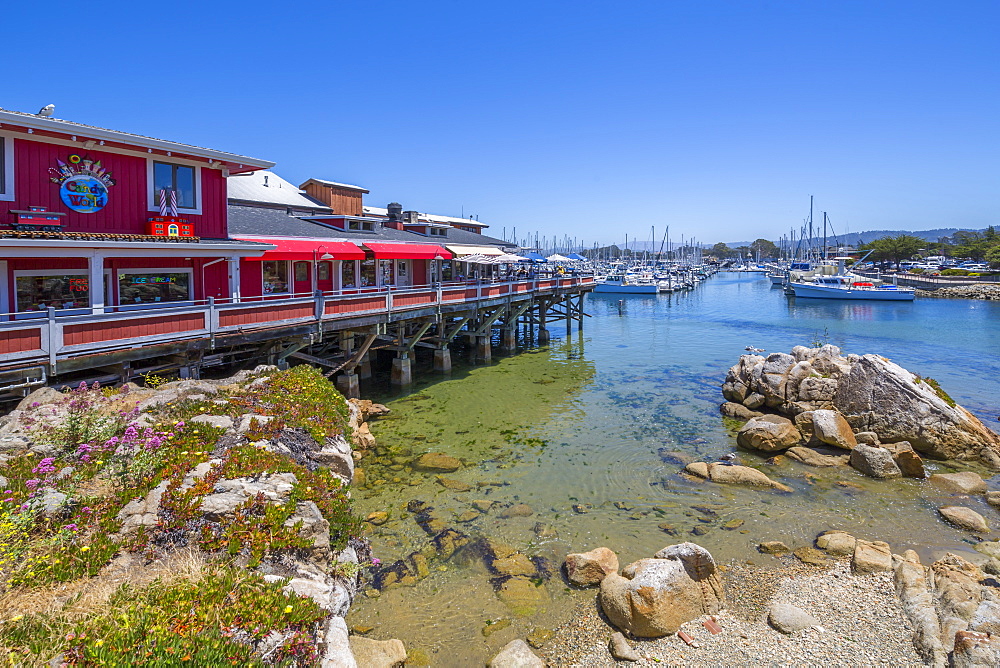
left=0, top=107, right=275, bottom=317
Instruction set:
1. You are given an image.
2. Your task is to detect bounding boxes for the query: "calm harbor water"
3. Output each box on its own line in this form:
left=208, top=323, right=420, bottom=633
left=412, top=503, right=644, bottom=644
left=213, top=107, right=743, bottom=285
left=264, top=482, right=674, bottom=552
left=348, top=272, right=1000, bottom=665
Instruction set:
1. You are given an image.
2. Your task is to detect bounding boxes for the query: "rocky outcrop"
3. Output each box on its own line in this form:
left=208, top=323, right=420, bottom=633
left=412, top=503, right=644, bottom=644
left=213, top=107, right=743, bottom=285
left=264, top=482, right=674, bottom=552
left=599, top=542, right=724, bottom=638
left=722, top=346, right=1000, bottom=468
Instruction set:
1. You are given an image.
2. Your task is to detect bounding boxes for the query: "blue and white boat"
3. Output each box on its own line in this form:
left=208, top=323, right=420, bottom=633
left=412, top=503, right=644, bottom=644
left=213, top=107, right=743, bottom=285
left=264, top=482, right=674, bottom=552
left=789, top=258, right=915, bottom=301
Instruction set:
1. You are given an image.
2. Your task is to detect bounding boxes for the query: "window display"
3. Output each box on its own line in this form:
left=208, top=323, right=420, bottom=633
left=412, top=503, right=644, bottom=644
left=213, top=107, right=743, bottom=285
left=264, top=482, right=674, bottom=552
left=16, top=274, right=90, bottom=312
left=379, top=259, right=394, bottom=286
left=118, top=271, right=191, bottom=305
left=341, top=260, right=357, bottom=288
left=263, top=261, right=289, bottom=294
left=360, top=259, right=376, bottom=287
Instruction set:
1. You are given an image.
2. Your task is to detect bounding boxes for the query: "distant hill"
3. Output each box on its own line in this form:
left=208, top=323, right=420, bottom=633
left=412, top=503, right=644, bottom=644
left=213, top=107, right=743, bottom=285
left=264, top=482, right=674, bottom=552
left=723, top=228, right=987, bottom=249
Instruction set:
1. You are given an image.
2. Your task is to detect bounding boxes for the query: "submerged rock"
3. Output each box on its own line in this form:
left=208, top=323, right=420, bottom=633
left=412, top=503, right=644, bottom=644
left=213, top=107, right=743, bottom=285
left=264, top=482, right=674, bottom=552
left=928, top=472, right=987, bottom=495
left=786, top=446, right=850, bottom=467
left=939, top=506, right=990, bottom=533
left=411, top=453, right=461, bottom=472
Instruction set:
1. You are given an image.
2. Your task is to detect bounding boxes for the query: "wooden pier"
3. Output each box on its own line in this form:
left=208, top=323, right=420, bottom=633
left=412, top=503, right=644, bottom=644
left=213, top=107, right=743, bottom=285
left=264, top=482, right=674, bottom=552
left=0, top=276, right=594, bottom=401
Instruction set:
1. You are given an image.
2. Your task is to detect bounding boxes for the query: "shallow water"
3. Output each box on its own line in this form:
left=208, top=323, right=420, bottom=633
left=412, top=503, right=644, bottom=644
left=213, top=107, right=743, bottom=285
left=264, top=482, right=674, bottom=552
left=347, top=273, right=1000, bottom=665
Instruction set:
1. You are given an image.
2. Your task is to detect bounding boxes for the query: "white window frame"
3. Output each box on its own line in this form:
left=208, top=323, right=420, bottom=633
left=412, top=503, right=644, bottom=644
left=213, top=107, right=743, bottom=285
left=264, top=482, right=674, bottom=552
left=13, top=269, right=91, bottom=319
left=262, top=260, right=291, bottom=295
left=115, top=267, right=195, bottom=310
left=0, top=132, right=15, bottom=202
left=147, top=158, right=203, bottom=215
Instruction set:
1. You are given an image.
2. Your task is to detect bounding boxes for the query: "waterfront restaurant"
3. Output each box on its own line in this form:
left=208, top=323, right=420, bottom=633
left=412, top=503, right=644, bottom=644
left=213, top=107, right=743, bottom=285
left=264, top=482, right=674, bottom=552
left=0, top=107, right=275, bottom=317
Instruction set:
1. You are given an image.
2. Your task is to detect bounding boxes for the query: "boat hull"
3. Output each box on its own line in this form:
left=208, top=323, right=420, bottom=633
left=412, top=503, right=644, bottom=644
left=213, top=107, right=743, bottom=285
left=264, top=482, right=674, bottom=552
left=594, top=283, right=659, bottom=294
left=789, top=282, right=915, bottom=301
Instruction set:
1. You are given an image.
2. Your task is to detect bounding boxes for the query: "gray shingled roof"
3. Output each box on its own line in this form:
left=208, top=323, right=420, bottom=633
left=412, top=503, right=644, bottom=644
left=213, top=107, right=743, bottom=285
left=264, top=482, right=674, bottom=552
left=227, top=171, right=330, bottom=210
left=227, top=205, right=515, bottom=248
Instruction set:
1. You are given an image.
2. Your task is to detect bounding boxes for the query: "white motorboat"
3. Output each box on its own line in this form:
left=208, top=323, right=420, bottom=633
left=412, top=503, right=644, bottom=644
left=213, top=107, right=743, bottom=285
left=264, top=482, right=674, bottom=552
left=788, top=258, right=915, bottom=301
left=594, top=273, right=659, bottom=294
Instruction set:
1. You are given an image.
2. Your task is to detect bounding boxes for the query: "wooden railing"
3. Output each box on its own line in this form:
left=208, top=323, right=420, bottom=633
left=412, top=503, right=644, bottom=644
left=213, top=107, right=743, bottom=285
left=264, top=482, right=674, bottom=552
left=0, top=277, right=595, bottom=367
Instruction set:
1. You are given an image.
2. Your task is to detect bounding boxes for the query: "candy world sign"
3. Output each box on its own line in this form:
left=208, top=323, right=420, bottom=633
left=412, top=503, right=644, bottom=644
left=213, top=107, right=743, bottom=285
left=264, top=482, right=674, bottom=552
left=49, top=154, right=116, bottom=214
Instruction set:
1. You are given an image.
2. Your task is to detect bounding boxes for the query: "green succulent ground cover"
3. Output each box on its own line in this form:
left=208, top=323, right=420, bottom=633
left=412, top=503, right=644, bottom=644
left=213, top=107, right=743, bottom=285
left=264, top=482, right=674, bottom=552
left=0, top=365, right=360, bottom=666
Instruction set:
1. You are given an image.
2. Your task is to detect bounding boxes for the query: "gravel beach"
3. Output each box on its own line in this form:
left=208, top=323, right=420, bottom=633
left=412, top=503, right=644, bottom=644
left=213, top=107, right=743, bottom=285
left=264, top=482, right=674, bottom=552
left=537, top=558, right=923, bottom=667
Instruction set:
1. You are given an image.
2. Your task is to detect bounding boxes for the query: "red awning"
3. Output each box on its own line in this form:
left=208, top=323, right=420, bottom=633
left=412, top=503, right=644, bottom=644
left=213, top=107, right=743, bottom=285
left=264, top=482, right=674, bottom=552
left=235, top=237, right=365, bottom=261
left=363, top=243, right=452, bottom=260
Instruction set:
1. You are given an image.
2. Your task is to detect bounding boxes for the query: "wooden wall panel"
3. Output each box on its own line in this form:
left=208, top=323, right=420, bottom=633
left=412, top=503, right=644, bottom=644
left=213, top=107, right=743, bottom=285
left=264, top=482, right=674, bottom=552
left=63, top=313, right=204, bottom=346
left=0, top=328, right=43, bottom=355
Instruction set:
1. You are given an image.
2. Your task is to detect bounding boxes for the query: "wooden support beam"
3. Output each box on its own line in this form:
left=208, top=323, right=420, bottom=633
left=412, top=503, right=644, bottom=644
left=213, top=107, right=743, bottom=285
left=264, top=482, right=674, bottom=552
left=288, top=351, right=342, bottom=369
left=326, top=331, right=378, bottom=377
left=403, top=321, right=435, bottom=352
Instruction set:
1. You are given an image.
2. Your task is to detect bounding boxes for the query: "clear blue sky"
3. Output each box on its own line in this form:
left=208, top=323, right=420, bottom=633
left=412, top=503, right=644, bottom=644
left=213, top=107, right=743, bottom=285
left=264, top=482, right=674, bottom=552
left=5, top=0, right=998, bottom=246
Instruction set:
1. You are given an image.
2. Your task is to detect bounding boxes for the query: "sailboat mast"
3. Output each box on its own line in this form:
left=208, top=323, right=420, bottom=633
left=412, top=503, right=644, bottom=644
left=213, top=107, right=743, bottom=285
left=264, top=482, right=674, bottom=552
left=823, top=212, right=828, bottom=261
left=809, top=196, right=814, bottom=260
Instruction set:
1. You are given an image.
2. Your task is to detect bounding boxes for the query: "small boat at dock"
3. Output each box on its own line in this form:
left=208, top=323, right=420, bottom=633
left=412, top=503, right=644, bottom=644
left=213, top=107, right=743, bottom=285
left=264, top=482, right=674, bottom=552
left=788, top=258, right=915, bottom=301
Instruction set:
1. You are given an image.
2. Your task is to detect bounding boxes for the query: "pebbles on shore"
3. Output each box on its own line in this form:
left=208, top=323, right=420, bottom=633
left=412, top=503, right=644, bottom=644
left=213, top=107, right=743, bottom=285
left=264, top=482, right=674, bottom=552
left=538, top=560, right=920, bottom=666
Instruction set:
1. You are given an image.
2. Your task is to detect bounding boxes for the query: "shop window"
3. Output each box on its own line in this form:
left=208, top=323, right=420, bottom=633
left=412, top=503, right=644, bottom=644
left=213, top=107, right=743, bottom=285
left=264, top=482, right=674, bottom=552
left=430, top=227, right=447, bottom=237
left=150, top=160, right=199, bottom=211
left=15, top=273, right=90, bottom=312
left=318, top=262, right=331, bottom=281
left=379, top=259, right=394, bottom=286
left=347, top=220, right=375, bottom=231
left=360, top=259, right=376, bottom=287
left=441, top=260, right=453, bottom=281
left=118, top=271, right=192, bottom=305
left=262, top=261, right=289, bottom=294
left=342, top=260, right=357, bottom=288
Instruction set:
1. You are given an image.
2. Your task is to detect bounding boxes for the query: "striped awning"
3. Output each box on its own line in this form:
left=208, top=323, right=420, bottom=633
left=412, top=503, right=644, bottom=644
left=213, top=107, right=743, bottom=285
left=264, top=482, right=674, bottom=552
left=445, top=245, right=506, bottom=257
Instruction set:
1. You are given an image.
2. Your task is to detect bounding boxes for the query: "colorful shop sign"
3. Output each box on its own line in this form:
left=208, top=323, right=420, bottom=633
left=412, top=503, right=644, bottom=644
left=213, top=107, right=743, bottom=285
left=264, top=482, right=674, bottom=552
left=49, top=154, right=116, bottom=214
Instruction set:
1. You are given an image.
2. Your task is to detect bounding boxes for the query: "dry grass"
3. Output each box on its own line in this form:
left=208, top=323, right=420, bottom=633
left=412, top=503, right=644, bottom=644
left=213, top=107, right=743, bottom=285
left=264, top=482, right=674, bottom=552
left=0, top=548, right=207, bottom=621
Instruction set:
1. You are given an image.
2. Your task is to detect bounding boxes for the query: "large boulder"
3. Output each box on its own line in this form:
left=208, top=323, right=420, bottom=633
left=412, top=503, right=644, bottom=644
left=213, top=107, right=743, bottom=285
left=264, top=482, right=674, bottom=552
left=852, top=539, right=892, bottom=574
left=599, top=542, right=724, bottom=638
left=736, top=415, right=801, bottom=452
left=832, top=355, right=1000, bottom=468
left=810, top=410, right=857, bottom=450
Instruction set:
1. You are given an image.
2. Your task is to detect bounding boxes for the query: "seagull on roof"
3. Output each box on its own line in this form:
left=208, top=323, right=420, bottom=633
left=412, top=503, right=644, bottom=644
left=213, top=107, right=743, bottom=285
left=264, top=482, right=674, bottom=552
left=745, top=345, right=765, bottom=353
left=38, top=104, right=55, bottom=117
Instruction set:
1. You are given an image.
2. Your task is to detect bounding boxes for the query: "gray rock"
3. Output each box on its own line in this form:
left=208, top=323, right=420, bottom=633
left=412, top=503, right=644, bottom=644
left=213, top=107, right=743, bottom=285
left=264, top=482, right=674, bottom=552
left=237, top=414, right=274, bottom=434
left=927, top=472, right=987, bottom=495
left=117, top=481, right=169, bottom=534
left=742, top=392, right=766, bottom=409
left=0, top=436, right=30, bottom=452
left=608, top=632, right=641, bottom=661
left=0, top=474, right=7, bottom=489
left=849, top=444, right=902, bottom=479
left=952, top=631, right=1000, bottom=668
left=893, top=550, right=946, bottom=666
left=489, top=639, right=545, bottom=668
left=832, top=354, right=1000, bottom=468
left=322, top=616, right=357, bottom=668
left=29, top=490, right=70, bottom=519
left=311, top=435, right=354, bottom=484
left=811, top=409, right=857, bottom=449
left=987, top=491, right=1000, bottom=508
left=855, top=431, right=880, bottom=445
left=768, top=603, right=818, bottom=633
left=17, top=386, right=64, bottom=411
left=285, top=501, right=331, bottom=567
left=189, top=414, right=234, bottom=430
left=939, top=506, right=990, bottom=533
left=199, top=491, right=246, bottom=520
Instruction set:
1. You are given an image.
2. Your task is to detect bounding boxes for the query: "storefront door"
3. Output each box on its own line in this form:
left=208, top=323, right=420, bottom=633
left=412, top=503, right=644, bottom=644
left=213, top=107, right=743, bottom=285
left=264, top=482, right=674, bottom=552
left=293, top=261, right=312, bottom=295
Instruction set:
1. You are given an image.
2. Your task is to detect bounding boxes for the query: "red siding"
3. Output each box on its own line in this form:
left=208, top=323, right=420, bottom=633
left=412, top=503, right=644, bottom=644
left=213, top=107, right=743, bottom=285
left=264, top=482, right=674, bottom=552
left=219, top=304, right=313, bottom=327
left=3, top=137, right=227, bottom=238
left=63, top=313, right=205, bottom=346
left=0, top=327, right=43, bottom=355
left=326, top=296, right=386, bottom=315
